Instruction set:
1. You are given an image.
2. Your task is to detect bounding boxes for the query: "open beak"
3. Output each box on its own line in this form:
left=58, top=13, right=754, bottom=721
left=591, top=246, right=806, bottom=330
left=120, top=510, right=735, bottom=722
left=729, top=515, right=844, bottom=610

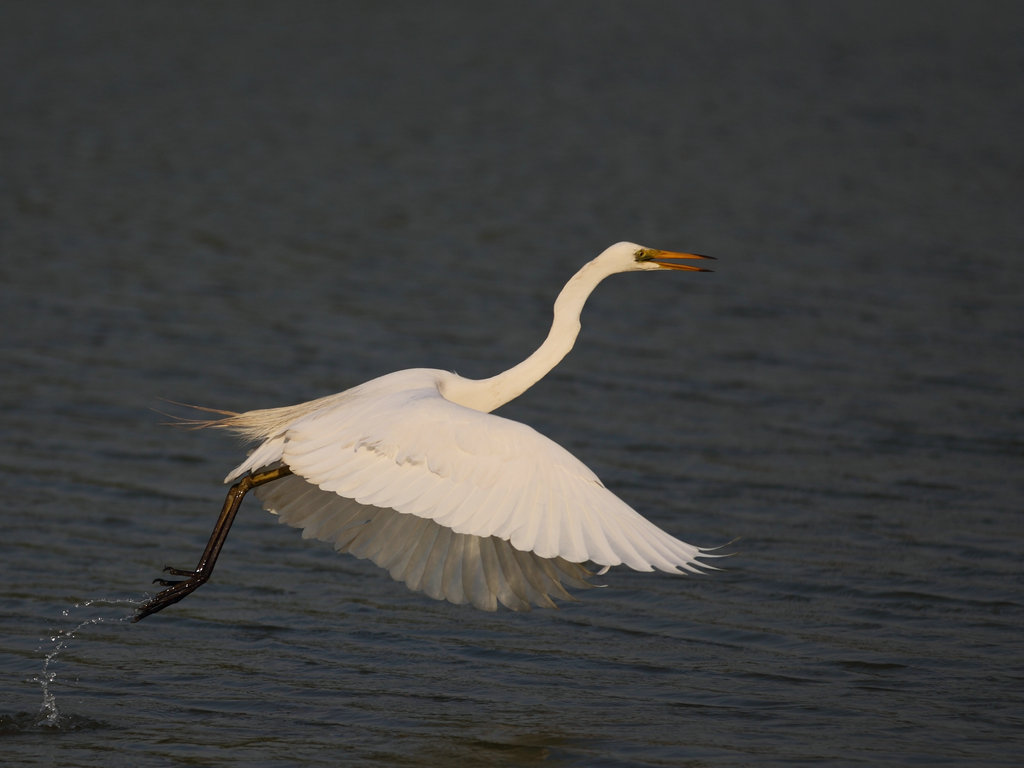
left=650, top=250, right=715, bottom=272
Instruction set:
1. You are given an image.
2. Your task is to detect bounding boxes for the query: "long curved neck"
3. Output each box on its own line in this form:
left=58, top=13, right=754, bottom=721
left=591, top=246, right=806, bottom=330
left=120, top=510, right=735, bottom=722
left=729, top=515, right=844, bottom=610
left=441, top=258, right=615, bottom=413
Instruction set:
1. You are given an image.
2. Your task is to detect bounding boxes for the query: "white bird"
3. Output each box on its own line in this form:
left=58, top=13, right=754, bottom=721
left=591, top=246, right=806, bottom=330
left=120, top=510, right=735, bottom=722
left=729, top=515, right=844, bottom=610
left=135, top=242, right=715, bottom=622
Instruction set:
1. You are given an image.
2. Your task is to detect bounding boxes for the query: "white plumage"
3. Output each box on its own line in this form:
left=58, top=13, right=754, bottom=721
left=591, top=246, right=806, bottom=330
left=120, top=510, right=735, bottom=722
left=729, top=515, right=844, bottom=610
left=227, top=369, right=707, bottom=609
left=135, top=242, right=716, bottom=621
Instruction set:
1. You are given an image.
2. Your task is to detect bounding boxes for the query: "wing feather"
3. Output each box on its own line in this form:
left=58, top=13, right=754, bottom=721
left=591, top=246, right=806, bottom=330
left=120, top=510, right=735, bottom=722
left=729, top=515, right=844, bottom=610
left=256, top=474, right=599, bottom=610
left=288, top=383, right=701, bottom=572
left=440, top=531, right=468, bottom=604
left=223, top=369, right=709, bottom=610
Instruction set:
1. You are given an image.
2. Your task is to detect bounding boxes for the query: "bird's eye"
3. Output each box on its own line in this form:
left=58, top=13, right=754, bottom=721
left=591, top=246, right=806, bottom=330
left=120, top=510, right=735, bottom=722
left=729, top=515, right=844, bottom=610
left=634, top=249, right=651, bottom=262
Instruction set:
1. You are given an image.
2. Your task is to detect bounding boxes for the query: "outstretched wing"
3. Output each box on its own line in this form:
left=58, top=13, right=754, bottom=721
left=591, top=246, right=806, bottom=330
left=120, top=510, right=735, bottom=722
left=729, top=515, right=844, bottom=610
left=228, top=382, right=707, bottom=581
left=256, top=473, right=598, bottom=610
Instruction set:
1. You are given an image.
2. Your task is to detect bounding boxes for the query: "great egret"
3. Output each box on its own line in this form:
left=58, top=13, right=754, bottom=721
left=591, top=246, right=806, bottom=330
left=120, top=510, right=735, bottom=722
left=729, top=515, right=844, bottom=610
left=134, top=242, right=715, bottom=622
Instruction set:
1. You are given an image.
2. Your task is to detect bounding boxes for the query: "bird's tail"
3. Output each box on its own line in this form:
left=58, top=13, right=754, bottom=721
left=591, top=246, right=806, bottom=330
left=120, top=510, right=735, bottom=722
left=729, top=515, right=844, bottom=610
left=155, top=396, right=340, bottom=442
left=154, top=399, right=241, bottom=430
left=154, top=399, right=283, bottom=442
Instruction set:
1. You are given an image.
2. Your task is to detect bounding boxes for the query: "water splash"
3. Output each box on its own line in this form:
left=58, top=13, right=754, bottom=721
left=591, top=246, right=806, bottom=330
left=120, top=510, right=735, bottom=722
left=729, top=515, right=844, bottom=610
left=32, top=598, right=137, bottom=729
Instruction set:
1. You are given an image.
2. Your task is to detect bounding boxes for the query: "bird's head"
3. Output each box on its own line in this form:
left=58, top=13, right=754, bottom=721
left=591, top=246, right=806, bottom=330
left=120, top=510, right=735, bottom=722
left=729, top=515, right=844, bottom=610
left=597, top=241, right=714, bottom=273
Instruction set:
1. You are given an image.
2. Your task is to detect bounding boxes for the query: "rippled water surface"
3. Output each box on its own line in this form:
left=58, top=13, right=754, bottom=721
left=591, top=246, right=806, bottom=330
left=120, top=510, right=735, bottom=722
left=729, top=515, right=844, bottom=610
left=2, top=3, right=1022, bottom=766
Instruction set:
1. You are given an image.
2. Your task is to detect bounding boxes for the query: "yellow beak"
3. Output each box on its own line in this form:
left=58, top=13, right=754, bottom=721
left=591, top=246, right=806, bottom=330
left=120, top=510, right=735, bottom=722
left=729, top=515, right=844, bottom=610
left=650, top=250, right=715, bottom=272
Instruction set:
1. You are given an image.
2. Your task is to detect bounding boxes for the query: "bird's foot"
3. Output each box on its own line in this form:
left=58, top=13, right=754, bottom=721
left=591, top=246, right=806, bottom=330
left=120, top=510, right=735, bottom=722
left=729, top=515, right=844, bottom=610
left=134, top=568, right=209, bottom=622
left=162, top=565, right=198, bottom=577
left=152, top=565, right=199, bottom=586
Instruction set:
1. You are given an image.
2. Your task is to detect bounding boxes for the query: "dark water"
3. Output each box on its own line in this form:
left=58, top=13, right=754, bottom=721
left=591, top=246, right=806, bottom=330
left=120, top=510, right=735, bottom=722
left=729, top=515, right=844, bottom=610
left=2, top=2, right=1022, bottom=765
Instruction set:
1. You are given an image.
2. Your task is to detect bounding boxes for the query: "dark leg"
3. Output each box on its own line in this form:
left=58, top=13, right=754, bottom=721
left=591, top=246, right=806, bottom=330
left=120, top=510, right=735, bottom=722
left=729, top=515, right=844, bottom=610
left=133, top=465, right=293, bottom=622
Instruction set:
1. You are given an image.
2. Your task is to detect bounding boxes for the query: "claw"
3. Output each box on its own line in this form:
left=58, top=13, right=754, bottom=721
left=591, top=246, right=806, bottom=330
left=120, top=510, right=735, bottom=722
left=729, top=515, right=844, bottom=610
left=162, top=566, right=197, bottom=577
left=135, top=576, right=206, bottom=622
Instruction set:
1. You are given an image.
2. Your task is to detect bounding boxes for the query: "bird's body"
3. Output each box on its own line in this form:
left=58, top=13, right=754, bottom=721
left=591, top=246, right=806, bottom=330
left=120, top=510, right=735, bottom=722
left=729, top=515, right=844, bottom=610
left=135, top=242, right=715, bottom=621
